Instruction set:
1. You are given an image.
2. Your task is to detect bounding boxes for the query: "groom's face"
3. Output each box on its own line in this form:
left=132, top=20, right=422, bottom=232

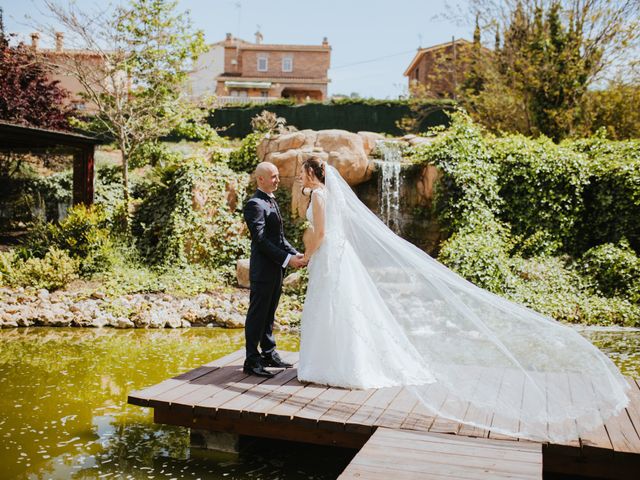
left=260, top=165, right=280, bottom=193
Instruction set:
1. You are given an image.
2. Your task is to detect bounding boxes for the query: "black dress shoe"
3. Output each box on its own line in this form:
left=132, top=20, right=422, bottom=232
left=243, top=363, right=275, bottom=378
left=261, top=351, right=293, bottom=368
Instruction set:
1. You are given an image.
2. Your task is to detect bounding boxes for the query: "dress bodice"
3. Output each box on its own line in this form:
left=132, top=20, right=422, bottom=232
left=305, top=188, right=326, bottom=223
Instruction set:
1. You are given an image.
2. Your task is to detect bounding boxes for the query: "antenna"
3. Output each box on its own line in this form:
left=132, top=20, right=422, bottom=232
left=235, top=1, right=242, bottom=40
left=418, top=33, right=423, bottom=48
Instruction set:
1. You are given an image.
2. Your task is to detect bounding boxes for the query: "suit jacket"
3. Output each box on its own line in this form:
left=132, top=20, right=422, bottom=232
left=243, top=189, right=298, bottom=283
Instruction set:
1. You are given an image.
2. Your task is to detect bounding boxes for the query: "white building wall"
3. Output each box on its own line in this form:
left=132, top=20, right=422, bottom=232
left=188, top=45, right=225, bottom=100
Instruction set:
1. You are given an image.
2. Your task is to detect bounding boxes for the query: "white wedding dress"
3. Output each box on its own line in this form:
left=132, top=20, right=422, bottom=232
left=297, top=164, right=630, bottom=443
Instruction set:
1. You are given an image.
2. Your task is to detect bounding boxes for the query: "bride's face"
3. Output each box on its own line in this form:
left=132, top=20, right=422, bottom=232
left=299, top=166, right=315, bottom=188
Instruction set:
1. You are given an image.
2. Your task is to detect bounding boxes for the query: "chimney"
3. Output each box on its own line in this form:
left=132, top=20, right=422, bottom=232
left=255, top=30, right=263, bottom=44
left=225, top=32, right=233, bottom=41
left=55, top=32, right=64, bottom=52
left=322, top=37, right=329, bottom=47
left=30, top=32, right=40, bottom=50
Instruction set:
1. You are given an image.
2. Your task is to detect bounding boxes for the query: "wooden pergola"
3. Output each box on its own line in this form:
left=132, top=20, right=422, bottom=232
left=0, top=121, right=103, bottom=205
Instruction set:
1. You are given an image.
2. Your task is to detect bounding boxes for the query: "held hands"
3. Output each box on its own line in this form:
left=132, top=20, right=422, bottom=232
left=289, top=253, right=308, bottom=269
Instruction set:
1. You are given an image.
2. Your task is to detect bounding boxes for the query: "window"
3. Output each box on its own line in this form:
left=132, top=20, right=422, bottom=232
left=282, top=56, right=293, bottom=72
left=257, top=55, right=268, bottom=72
left=261, top=90, right=269, bottom=98
left=415, top=67, right=420, bottom=80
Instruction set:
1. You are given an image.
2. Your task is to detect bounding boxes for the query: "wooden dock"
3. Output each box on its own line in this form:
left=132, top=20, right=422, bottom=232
left=128, top=349, right=640, bottom=479
left=339, top=428, right=542, bottom=479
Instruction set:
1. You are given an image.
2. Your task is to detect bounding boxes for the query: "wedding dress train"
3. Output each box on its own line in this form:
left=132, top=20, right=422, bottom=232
left=297, top=164, right=629, bottom=443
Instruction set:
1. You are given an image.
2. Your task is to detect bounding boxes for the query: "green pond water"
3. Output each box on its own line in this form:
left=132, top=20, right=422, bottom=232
left=0, top=326, right=638, bottom=480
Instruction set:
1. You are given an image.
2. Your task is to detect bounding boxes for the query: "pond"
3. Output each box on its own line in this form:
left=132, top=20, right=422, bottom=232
left=0, top=326, right=638, bottom=479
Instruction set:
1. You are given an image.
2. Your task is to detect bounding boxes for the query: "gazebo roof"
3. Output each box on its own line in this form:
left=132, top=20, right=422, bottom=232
left=0, top=121, right=104, bottom=151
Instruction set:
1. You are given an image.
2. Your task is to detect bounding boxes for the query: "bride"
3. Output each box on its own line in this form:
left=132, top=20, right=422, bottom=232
left=295, top=156, right=630, bottom=443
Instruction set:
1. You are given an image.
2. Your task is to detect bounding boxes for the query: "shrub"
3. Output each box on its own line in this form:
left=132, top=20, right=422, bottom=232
left=408, top=113, right=640, bottom=326
left=438, top=223, right=514, bottom=294
left=228, top=132, right=264, bottom=173
left=1, top=247, right=78, bottom=290
left=571, top=135, right=640, bottom=253
left=491, top=135, right=590, bottom=253
left=21, top=204, right=115, bottom=276
left=133, top=157, right=251, bottom=271
left=577, top=240, right=640, bottom=299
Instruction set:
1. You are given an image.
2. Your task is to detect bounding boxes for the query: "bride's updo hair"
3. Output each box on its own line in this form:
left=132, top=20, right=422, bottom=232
left=302, top=156, right=325, bottom=184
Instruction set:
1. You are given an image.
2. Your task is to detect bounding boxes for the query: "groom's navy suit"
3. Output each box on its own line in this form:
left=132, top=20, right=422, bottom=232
left=243, top=189, right=298, bottom=366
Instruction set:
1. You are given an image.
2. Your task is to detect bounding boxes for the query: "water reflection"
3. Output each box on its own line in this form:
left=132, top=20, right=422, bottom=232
left=1, top=326, right=637, bottom=479
left=575, top=326, right=640, bottom=378
left=0, top=328, right=357, bottom=480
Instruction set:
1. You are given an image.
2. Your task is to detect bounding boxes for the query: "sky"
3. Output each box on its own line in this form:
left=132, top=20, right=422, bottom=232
left=0, top=0, right=473, bottom=99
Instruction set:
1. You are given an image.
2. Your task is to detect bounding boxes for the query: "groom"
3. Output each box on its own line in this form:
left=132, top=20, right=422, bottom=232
left=243, top=161, right=307, bottom=377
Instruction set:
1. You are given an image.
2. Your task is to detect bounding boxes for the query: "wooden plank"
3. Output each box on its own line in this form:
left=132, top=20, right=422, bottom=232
left=346, top=445, right=540, bottom=479
left=215, top=366, right=301, bottom=420
left=155, top=406, right=370, bottom=449
left=241, top=375, right=310, bottom=422
left=577, top=376, right=614, bottom=455
left=292, top=385, right=352, bottom=428
left=372, top=428, right=542, bottom=457
left=317, top=387, right=377, bottom=432
left=340, top=428, right=542, bottom=480
left=127, top=349, right=244, bottom=406
left=263, top=381, right=328, bottom=423
left=623, top=378, right=640, bottom=445
left=147, top=354, right=246, bottom=408
left=375, top=387, right=420, bottom=430
left=344, top=386, right=402, bottom=435
left=599, top=378, right=640, bottom=455
left=489, top=368, right=525, bottom=441
left=544, top=372, right=578, bottom=446
left=458, top=368, right=506, bottom=438
left=400, top=382, right=436, bottom=432
left=190, top=351, right=299, bottom=415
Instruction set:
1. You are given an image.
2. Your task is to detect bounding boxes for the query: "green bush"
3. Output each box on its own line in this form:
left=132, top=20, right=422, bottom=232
left=21, top=204, right=115, bottom=276
left=133, top=157, right=251, bottom=272
left=129, top=141, right=182, bottom=168
left=491, top=135, right=590, bottom=253
left=578, top=240, right=640, bottom=299
left=408, top=113, right=640, bottom=326
left=0, top=247, right=78, bottom=290
left=438, top=223, right=514, bottom=294
left=228, top=132, right=264, bottom=173
left=571, top=135, right=640, bottom=253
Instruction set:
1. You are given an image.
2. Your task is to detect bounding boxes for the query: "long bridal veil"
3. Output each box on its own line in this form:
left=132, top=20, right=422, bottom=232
left=321, top=163, right=629, bottom=443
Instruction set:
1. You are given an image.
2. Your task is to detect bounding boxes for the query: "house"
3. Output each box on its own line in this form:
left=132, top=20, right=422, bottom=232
left=28, top=32, right=110, bottom=113
left=403, top=38, right=474, bottom=98
left=189, top=32, right=331, bottom=105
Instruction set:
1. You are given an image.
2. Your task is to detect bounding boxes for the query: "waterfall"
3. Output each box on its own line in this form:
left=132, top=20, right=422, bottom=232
left=373, top=140, right=403, bottom=234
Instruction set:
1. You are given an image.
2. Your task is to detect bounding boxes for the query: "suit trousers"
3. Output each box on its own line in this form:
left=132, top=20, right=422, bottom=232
left=244, top=269, right=283, bottom=365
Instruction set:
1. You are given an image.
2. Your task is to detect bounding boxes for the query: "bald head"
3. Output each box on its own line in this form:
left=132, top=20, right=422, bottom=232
left=255, top=161, right=280, bottom=193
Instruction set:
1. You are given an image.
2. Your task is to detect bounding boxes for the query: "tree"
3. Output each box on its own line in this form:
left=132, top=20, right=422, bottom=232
left=0, top=8, right=71, bottom=130
left=40, top=0, right=207, bottom=225
left=452, top=0, right=640, bottom=140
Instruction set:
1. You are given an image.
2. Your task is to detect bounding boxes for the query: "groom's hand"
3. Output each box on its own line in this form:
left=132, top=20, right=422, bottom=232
left=289, top=253, right=307, bottom=268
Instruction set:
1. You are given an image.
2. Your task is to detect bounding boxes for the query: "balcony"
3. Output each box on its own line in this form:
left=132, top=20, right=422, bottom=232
left=215, top=96, right=280, bottom=106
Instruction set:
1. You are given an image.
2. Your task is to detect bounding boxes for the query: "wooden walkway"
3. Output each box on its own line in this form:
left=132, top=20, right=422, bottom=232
left=338, top=428, right=542, bottom=479
left=128, top=350, right=640, bottom=479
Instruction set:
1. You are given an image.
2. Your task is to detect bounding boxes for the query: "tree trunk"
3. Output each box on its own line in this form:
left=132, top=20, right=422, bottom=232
left=119, top=131, right=131, bottom=232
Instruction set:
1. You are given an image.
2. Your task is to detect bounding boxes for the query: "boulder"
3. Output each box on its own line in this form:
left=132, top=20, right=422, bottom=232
left=416, top=164, right=441, bottom=203
left=257, top=129, right=372, bottom=191
left=358, top=131, right=385, bottom=156
left=112, top=317, right=135, bottom=329
left=264, top=149, right=301, bottom=187
left=315, top=130, right=370, bottom=185
left=236, top=259, right=250, bottom=289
